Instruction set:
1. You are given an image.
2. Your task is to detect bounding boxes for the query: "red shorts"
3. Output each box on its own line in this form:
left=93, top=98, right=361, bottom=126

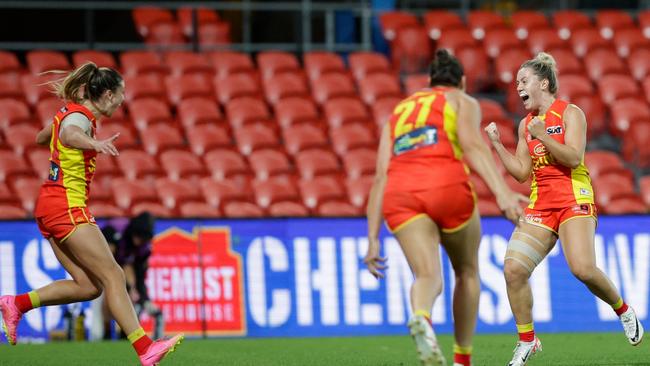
left=35, top=206, right=97, bottom=242
left=523, top=203, right=597, bottom=234
left=383, top=181, right=476, bottom=233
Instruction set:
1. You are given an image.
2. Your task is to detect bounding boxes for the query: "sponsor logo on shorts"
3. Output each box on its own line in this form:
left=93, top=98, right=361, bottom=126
left=524, top=214, right=543, bottom=224
left=572, top=204, right=590, bottom=214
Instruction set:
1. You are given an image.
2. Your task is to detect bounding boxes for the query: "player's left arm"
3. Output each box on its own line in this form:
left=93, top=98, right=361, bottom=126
left=530, top=104, right=586, bottom=168
left=35, top=124, right=52, bottom=146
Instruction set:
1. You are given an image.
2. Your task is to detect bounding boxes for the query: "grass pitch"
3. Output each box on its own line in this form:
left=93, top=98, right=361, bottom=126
left=0, top=332, right=648, bottom=365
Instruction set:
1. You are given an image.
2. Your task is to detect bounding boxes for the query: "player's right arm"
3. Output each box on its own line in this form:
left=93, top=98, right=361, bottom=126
left=485, top=117, right=532, bottom=183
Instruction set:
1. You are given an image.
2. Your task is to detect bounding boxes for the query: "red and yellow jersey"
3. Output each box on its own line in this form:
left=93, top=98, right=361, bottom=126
left=525, top=99, right=594, bottom=209
left=386, top=87, right=469, bottom=192
left=38, top=103, right=97, bottom=209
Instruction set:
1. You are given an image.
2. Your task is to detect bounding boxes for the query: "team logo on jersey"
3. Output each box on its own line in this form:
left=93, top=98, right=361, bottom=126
left=393, top=126, right=438, bottom=155
left=48, top=162, right=60, bottom=181
left=533, top=143, right=547, bottom=156
left=546, top=126, right=563, bottom=135
left=579, top=188, right=592, bottom=196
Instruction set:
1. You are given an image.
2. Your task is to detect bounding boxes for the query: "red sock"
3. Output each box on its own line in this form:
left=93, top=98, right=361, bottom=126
left=519, top=330, right=535, bottom=342
left=14, top=293, right=35, bottom=314
left=454, top=353, right=471, bottom=366
left=128, top=328, right=153, bottom=356
left=614, top=302, right=629, bottom=316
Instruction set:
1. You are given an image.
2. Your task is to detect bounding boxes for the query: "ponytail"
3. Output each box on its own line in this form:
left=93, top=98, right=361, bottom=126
left=47, top=62, right=123, bottom=103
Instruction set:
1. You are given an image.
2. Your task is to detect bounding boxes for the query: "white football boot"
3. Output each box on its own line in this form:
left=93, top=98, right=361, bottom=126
left=620, top=306, right=644, bottom=346
left=408, top=314, right=447, bottom=366
left=506, top=337, right=541, bottom=366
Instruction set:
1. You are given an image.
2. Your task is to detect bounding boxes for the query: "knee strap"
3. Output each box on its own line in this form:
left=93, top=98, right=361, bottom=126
left=505, top=239, right=544, bottom=274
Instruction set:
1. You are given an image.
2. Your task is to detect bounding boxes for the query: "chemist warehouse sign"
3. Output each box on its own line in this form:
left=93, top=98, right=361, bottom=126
left=1, top=216, right=649, bottom=340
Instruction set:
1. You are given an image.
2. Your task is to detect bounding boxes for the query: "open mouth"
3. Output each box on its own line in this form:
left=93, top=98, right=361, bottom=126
left=519, top=91, right=530, bottom=102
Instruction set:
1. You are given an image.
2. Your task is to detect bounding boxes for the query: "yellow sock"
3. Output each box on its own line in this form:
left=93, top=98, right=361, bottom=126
left=453, top=343, right=472, bottom=354
left=414, top=309, right=431, bottom=319
left=612, top=298, right=624, bottom=311
left=27, top=291, right=40, bottom=308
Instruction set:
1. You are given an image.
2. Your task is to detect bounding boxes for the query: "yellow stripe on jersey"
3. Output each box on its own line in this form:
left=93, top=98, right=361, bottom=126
left=57, top=141, right=88, bottom=207
left=528, top=174, right=539, bottom=208
left=442, top=102, right=462, bottom=159
left=550, top=110, right=562, bottom=119
left=570, top=161, right=594, bottom=205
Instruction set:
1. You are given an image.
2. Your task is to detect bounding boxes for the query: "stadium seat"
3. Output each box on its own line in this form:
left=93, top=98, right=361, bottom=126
left=0, top=181, right=18, bottom=205
left=274, top=97, right=320, bottom=129
left=128, top=98, right=173, bottom=130
left=11, top=177, right=42, bottom=212
left=111, top=177, right=160, bottom=210
left=573, top=95, right=606, bottom=139
left=198, top=22, right=231, bottom=47
left=435, top=28, right=478, bottom=54
left=479, top=98, right=508, bottom=123
left=592, top=172, right=636, bottom=206
left=253, top=178, right=301, bottom=208
left=403, top=74, right=429, bottom=95
left=483, top=28, right=523, bottom=58
left=469, top=174, right=491, bottom=199
left=72, top=50, right=117, bottom=68
left=0, top=205, right=27, bottom=219
left=511, top=11, right=549, bottom=40
left=155, top=177, right=204, bottom=209
left=159, top=149, right=206, bottom=180
left=330, top=124, right=377, bottom=156
left=303, top=51, right=346, bottom=81
left=295, top=149, right=341, bottom=179
left=358, top=73, right=402, bottom=105
left=595, top=9, right=634, bottom=40
left=200, top=178, right=253, bottom=208
left=603, top=197, right=648, bottom=215
left=550, top=48, right=583, bottom=76
left=0, top=74, right=23, bottom=101
left=268, top=201, right=310, bottom=217
left=208, top=51, right=255, bottom=79
left=526, top=28, right=568, bottom=55
left=346, top=175, right=373, bottom=208
left=88, top=173, right=115, bottom=204
left=216, top=73, right=262, bottom=105
left=613, top=28, right=649, bottom=59
left=640, top=175, right=650, bottom=207
left=371, top=96, right=401, bottom=131
left=391, top=25, right=432, bottom=73
left=21, top=73, right=60, bottom=106
left=456, top=46, right=491, bottom=92
left=609, top=98, right=650, bottom=137
left=203, top=149, right=250, bottom=180
left=571, top=28, right=611, bottom=58
left=119, top=51, right=167, bottom=77
left=316, top=201, right=361, bottom=216
left=627, top=48, right=650, bottom=81
left=132, top=6, right=174, bottom=38
left=311, top=72, right=357, bottom=105
left=177, top=7, right=220, bottom=37
left=94, top=153, right=121, bottom=178
left=323, top=98, right=371, bottom=129
left=422, top=10, right=464, bottom=40
left=552, top=10, right=593, bottom=40
left=248, top=149, right=292, bottom=180
left=378, top=11, right=419, bottom=41
left=186, top=124, right=231, bottom=155
left=225, top=97, right=272, bottom=129
left=26, top=50, right=70, bottom=74
left=123, top=74, right=167, bottom=104
left=256, top=51, right=301, bottom=80
left=348, top=52, right=392, bottom=81
left=263, top=72, right=310, bottom=105
left=477, top=198, right=501, bottom=216
left=639, top=10, right=650, bottom=38
left=102, top=105, right=128, bottom=126
left=299, top=176, right=346, bottom=210
left=116, top=149, right=163, bottom=180
left=495, top=48, right=531, bottom=88
left=584, top=49, right=627, bottom=81
left=177, top=97, right=225, bottom=129
left=467, top=10, right=506, bottom=41
left=96, top=121, right=139, bottom=149
left=8, top=124, right=39, bottom=156
left=557, top=74, right=594, bottom=101
left=165, top=74, right=214, bottom=105
left=178, top=201, right=222, bottom=218
left=164, top=51, right=214, bottom=77
left=88, top=202, right=126, bottom=218
left=282, top=124, right=329, bottom=155
left=622, top=120, right=650, bottom=167
left=223, top=201, right=265, bottom=217
left=342, top=149, right=376, bottom=179
left=145, top=22, right=186, bottom=46
left=584, top=150, right=633, bottom=180
left=0, top=151, right=33, bottom=182
left=234, top=124, right=280, bottom=155
left=640, top=76, right=650, bottom=105
left=0, top=51, right=21, bottom=75
left=130, top=202, right=173, bottom=217
left=26, top=148, right=52, bottom=180
left=0, top=99, right=32, bottom=130
left=597, top=74, right=638, bottom=106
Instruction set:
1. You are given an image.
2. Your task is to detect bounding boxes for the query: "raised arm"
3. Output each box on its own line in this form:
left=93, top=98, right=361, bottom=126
left=35, top=124, right=53, bottom=146
left=59, top=113, right=120, bottom=156
left=485, top=118, right=532, bottom=183
left=527, top=104, right=585, bottom=168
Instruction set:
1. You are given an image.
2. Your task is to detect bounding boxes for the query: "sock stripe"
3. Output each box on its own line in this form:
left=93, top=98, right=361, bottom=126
left=414, top=309, right=431, bottom=319
left=127, top=327, right=146, bottom=344
left=28, top=291, right=40, bottom=308
left=516, top=322, right=534, bottom=333
left=453, top=343, right=472, bottom=355
left=612, top=298, right=624, bottom=310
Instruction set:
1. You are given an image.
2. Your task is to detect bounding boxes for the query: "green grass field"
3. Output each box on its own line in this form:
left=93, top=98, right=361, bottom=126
left=0, top=333, right=648, bottom=366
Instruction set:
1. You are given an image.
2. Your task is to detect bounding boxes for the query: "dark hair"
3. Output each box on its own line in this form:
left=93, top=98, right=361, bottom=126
left=429, top=49, right=464, bottom=87
left=101, top=225, right=121, bottom=245
left=124, top=212, right=155, bottom=246
left=49, top=62, right=123, bottom=103
left=520, top=52, right=558, bottom=95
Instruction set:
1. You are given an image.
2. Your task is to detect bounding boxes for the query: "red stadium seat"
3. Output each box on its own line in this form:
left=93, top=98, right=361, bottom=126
left=597, top=74, right=639, bottom=105
left=11, top=177, right=42, bottom=212
left=639, top=175, right=650, bottom=207
left=72, top=50, right=117, bottom=69
left=613, top=28, right=650, bottom=59
left=571, top=28, right=611, bottom=58
left=584, top=49, right=627, bottom=81
left=436, top=28, right=478, bottom=54
left=88, top=173, right=115, bottom=204
left=299, top=176, right=346, bottom=210
left=0, top=51, right=21, bottom=75
left=155, top=177, right=203, bottom=209
left=0, top=205, right=27, bottom=219
left=177, top=7, right=220, bottom=37
left=456, top=46, right=491, bottom=92
left=249, top=149, right=292, bottom=180
left=0, top=99, right=32, bottom=130
left=550, top=49, right=583, bottom=76
left=573, top=95, right=607, bottom=139
left=479, top=98, right=508, bottom=124
left=422, top=10, right=464, bottom=40
left=263, top=72, right=310, bottom=105
left=223, top=201, right=265, bottom=217
left=186, top=124, right=231, bottom=155
left=120, top=51, right=167, bottom=77
left=208, top=51, right=255, bottom=79
left=311, top=73, right=357, bottom=105
left=225, top=97, right=272, bottom=129
left=95, top=153, right=121, bottom=178
left=123, top=74, right=167, bottom=104
left=96, top=121, right=139, bottom=150
left=203, top=149, right=250, bottom=180
left=584, top=150, right=633, bottom=180
left=159, top=149, right=205, bottom=180
left=26, top=50, right=70, bottom=74
left=609, top=98, right=650, bottom=137
left=27, top=148, right=51, bottom=180
left=35, top=99, right=64, bottom=127
left=200, top=178, right=252, bottom=208
left=316, top=201, right=361, bottom=216
left=178, top=201, right=222, bottom=218
left=234, top=124, right=280, bottom=155
left=0, top=74, right=23, bottom=101
left=256, top=51, right=301, bottom=80
left=88, top=202, right=126, bottom=218
left=282, top=124, right=329, bottom=155
left=342, top=149, right=376, bottom=179
left=592, top=173, right=637, bottom=207
left=603, top=197, right=647, bottom=215
left=557, top=74, right=594, bottom=100
left=595, top=10, right=634, bottom=40
left=268, top=201, right=309, bottom=217
left=303, top=52, right=346, bottom=81
left=391, top=25, right=432, bottom=73
left=358, top=73, right=402, bottom=105
left=552, top=10, right=592, bottom=40
left=274, top=97, right=320, bottom=129
left=371, top=96, right=401, bottom=131
left=165, top=74, right=214, bottom=105
left=111, top=177, right=160, bottom=209
left=295, top=149, right=341, bottom=179
left=8, top=124, right=39, bottom=156
left=323, top=98, right=371, bottom=129
left=622, top=120, right=650, bottom=167
left=216, top=73, right=262, bottom=105
left=132, top=6, right=174, bottom=38
left=483, top=28, right=523, bottom=58
left=330, top=124, right=377, bottom=156
left=526, top=28, right=568, bottom=55
left=130, top=202, right=173, bottom=217
left=346, top=175, right=374, bottom=208
left=495, top=48, right=531, bottom=88
left=164, top=51, right=213, bottom=77
left=403, top=74, right=429, bottom=95
left=177, top=97, right=225, bottom=129
left=21, top=73, right=59, bottom=106
left=198, top=22, right=231, bottom=47
left=467, top=11, right=507, bottom=40
left=469, top=174, right=491, bottom=199
left=511, top=11, right=549, bottom=40
left=348, top=52, right=392, bottom=81
left=0, top=181, right=19, bottom=205
left=128, top=99, right=173, bottom=130
left=640, top=76, right=650, bottom=105
left=145, top=22, right=185, bottom=46
left=253, top=178, right=300, bottom=208
left=0, top=151, right=32, bottom=182
left=477, top=198, right=501, bottom=216
left=116, top=149, right=163, bottom=179
left=378, top=11, right=419, bottom=41
left=627, top=48, right=650, bottom=81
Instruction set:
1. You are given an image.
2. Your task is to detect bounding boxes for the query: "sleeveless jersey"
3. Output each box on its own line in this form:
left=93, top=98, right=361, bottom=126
left=525, top=99, right=594, bottom=209
left=38, top=103, right=98, bottom=209
left=386, top=87, right=469, bottom=192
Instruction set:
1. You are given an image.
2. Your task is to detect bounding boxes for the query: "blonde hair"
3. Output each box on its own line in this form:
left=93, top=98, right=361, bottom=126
left=47, top=62, right=122, bottom=103
left=520, top=52, right=558, bottom=95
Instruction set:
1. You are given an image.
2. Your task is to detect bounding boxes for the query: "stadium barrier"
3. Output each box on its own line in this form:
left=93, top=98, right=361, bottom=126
left=1, top=216, right=648, bottom=341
